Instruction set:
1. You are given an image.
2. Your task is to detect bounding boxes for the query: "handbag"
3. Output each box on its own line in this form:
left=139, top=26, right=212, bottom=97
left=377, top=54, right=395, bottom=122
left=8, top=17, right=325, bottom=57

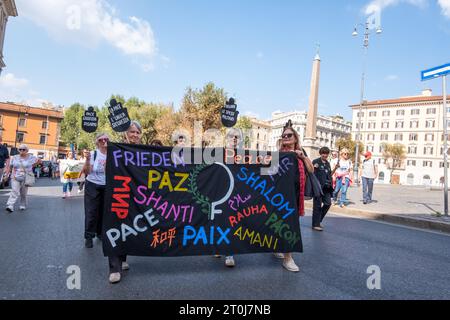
left=304, top=167, right=323, bottom=200
left=18, top=159, right=36, bottom=187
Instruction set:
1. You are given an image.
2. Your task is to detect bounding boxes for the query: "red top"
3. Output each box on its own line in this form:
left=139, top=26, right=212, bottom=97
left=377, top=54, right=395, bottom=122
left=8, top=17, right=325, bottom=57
left=280, top=147, right=306, bottom=217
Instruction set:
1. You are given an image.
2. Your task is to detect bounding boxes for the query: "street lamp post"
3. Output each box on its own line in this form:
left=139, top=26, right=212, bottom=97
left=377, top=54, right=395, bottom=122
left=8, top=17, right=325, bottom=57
left=352, top=22, right=382, bottom=186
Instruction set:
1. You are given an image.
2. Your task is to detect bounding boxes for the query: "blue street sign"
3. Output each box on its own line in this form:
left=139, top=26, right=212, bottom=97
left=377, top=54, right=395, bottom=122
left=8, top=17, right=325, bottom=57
left=421, top=63, right=450, bottom=81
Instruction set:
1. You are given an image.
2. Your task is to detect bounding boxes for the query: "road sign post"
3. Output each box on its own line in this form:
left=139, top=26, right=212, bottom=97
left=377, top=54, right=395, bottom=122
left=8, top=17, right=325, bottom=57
left=422, top=63, right=450, bottom=217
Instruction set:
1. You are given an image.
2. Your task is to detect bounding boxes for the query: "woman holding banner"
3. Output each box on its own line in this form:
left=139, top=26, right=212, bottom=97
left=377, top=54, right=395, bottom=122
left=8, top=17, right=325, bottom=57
left=82, top=134, right=109, bottom=252
left=278, top=123, right=314, bottom=272
left=106, top=121, right=143, bottom=284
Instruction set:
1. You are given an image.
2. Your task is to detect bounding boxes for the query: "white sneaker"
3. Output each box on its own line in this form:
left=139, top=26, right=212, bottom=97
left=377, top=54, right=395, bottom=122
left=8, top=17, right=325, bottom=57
left=213, top=254, right=221, bottom=258
left=66, top=192, right=71, bottom=198
left=19, top=206, right=26, bottom=211
left=78, top=189, right=83, bottom=194
left=109, top=272, right=121, bottom=284
left=273, top=253, right=284, bottom=259
left=122, top=262, right=130, bottom=271
left=62, top=193, right=66, bottom=199
left=6, top=206, right=13, bottom=213
left=282, top=257, right=300, bottom=272
left=225, top=256, right=235, bottom=267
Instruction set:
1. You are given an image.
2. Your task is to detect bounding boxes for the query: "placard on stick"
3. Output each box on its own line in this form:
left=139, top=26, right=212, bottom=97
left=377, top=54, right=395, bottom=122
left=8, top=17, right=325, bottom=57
left=108, top=99, right=131, bottom=132
left=82, top=107, right=98, bottom=133
left=221, top=97, right=239, bottom=128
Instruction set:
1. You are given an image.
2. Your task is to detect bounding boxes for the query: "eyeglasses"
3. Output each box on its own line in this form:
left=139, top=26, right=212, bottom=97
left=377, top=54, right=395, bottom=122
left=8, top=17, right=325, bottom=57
left=282, top=133, right=294, bottom=139
left=97, top=138, right=109, bottom=143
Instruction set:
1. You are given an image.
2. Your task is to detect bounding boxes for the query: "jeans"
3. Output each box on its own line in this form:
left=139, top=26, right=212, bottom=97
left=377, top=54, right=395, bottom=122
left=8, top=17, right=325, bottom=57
left=362, top=177, right=375, bottom=203
left=63, top=182, right=73, bottom=193
left=333, top=177, right=350, bottom=206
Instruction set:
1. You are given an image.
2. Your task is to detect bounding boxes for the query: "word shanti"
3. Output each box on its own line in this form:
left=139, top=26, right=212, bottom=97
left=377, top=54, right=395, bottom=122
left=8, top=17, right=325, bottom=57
left=236, top=168, right=296, bottom=219
left=228, top=204, right=269, bottom=228
left=134, top=187, right=195, bottom=223
left=106, top=209, right=160, bottom=248
left=233, top=226, right=279, bottom=250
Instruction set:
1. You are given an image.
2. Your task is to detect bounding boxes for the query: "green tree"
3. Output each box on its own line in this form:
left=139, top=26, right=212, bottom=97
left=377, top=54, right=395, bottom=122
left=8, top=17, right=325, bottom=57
left=60, top=103, right=85, bottom=148
left=180, top=82, right=227, bottom=138
left=236, top=116, right=253, bottom=148
left=381, top=143, right=406, bottom=184
left=335, top=136, right=364, bottom=162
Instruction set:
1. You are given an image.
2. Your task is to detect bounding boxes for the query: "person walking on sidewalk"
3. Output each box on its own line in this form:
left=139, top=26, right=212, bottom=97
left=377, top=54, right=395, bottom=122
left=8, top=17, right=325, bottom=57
left=60, top=152, right=77, bottom=199
left=5, top=145, right=39, bottom=213
left=360, top=151, right=378, bottom=205
left=333, top=149, right=352, bottom=208
left=312, top=147, right=338, bottom=231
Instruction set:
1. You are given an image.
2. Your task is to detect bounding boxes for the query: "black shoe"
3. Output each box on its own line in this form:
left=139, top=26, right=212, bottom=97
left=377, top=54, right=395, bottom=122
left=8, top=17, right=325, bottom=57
left=85, top=238, right=93, bottom=248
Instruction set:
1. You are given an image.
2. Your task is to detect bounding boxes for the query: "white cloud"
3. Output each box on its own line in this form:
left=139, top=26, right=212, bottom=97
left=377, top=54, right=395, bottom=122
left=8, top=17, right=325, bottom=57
left=385, top=74, right=399, bottom=81
left=0, top=73, right=49, bottom=106
left=16, top=0, right=159, bottom=71
left=438, top=0, right=450, bottom=18
left=364, top=0, right=427, bottom=15
left=0, top=73, right=29, bottom=88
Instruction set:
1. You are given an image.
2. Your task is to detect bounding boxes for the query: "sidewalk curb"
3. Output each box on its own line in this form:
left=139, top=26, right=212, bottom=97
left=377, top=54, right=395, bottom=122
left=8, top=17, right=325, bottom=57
left=304, top=202, right=450, bottom=234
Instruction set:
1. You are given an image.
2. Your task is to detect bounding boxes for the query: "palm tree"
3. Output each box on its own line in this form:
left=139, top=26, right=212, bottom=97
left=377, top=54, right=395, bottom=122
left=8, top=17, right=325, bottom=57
left=381, top=143, right=406, bottom=184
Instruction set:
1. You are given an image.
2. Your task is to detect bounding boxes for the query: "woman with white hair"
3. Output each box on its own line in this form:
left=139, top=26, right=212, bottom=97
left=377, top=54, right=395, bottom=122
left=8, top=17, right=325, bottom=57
left=5, top=144, right=39, bottom=213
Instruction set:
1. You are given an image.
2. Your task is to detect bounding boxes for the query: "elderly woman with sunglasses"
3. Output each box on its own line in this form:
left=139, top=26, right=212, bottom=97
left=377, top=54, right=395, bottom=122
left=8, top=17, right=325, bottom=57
left=277, top=125, right=314, bottom=272
left=82, top=133, right=109, bottom=250
left=5, top=144, right=39, bottom=213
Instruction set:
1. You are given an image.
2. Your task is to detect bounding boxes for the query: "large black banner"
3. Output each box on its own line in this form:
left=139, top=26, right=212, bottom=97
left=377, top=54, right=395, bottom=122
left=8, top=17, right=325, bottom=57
left=103, top=143, right=302, bottom=257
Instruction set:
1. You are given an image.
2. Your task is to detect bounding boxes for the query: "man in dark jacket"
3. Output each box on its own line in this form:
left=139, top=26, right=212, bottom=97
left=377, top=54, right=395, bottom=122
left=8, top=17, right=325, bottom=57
left=0, top=137, right=10, bottom=185
left=312, top=147, right=337, bottom=231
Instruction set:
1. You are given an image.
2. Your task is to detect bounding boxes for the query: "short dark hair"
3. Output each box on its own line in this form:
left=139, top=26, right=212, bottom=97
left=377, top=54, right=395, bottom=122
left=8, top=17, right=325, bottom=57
left=319, top=147, right=331, bottom=155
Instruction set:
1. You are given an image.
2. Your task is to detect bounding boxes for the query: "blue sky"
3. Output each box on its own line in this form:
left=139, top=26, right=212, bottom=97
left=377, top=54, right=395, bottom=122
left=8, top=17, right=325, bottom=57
left=1, top=0, right=450, bottom=120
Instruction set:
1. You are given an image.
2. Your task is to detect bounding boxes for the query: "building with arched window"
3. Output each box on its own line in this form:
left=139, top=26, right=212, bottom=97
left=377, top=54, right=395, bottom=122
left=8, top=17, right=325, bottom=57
left=351, top=89, right=450, bottom=186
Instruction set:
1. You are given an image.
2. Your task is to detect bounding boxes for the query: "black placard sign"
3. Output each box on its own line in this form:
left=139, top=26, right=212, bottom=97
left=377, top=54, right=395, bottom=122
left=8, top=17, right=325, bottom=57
left=221, top=98, right=239, bottom=128
left=102, top=143, right=303, bottom=257
left=108, top=99, right=131, bottom=132
left=82, top=106, right=98, bottom=133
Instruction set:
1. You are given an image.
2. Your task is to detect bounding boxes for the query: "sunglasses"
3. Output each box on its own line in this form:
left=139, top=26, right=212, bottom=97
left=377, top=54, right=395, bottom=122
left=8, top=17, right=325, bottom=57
left=282, top=133, right=294, bottom=139
left=19, top=149, right=27, bottom=152
left=178, top=137, right=185, bottom=140
left=97, top=138, right=109, bottom=143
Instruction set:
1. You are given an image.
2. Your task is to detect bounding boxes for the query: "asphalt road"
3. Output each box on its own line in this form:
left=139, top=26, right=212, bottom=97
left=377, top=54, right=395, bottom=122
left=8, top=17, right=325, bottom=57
left=0, top=179, right=449, bottom=300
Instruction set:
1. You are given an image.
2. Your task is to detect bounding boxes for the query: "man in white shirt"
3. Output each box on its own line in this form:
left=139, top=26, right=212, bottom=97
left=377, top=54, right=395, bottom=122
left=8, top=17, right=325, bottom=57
left=359, top=151, right=378, bottom=205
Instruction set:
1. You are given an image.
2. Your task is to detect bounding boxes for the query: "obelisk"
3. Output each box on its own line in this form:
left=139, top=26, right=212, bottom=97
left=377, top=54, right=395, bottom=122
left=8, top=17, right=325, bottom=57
left=303, top=47, right=321, bottom=158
